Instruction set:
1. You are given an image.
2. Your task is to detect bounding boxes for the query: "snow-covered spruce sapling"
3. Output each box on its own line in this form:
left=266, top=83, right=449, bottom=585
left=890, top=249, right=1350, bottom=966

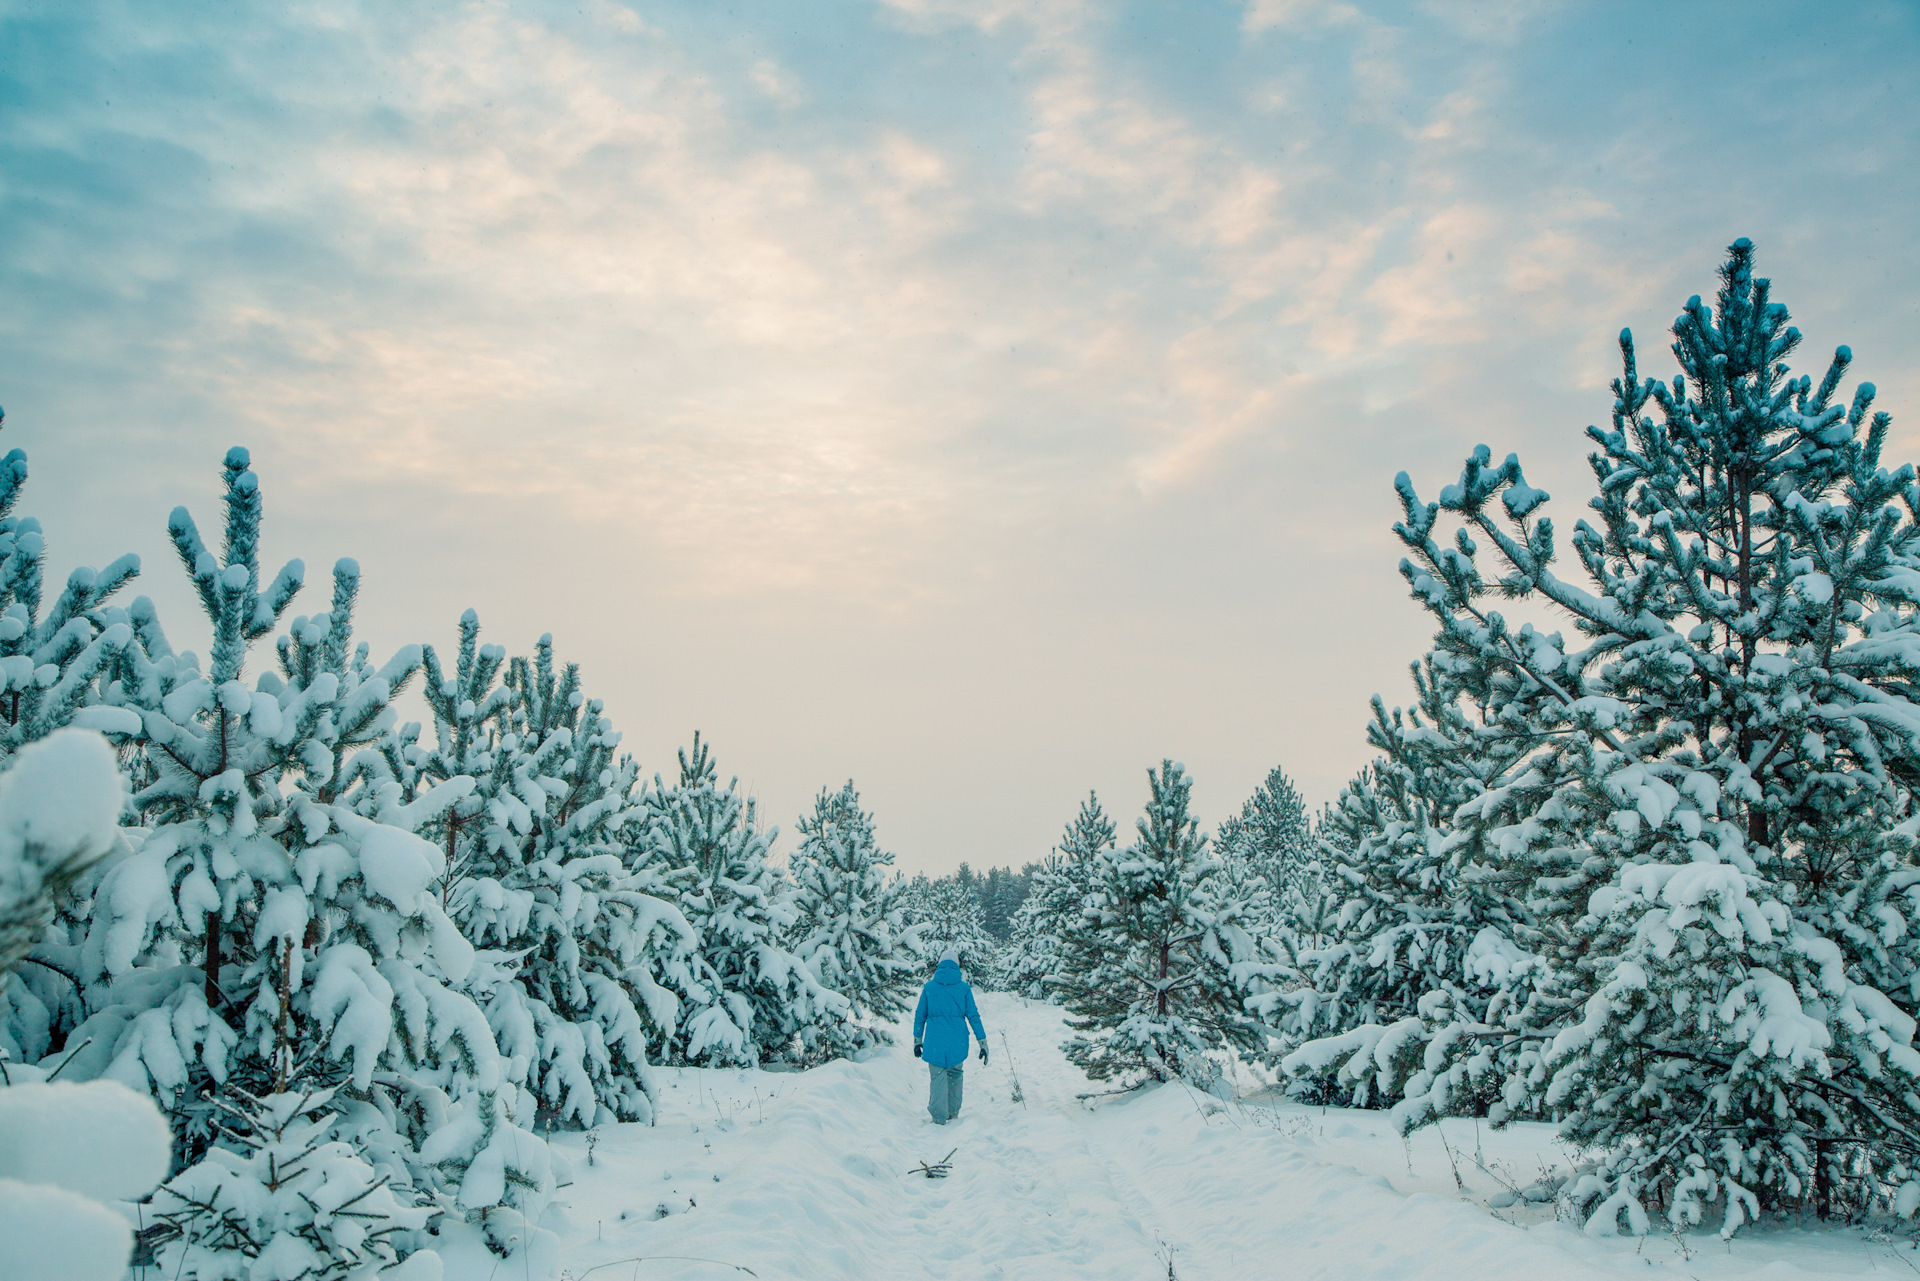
left=1058, top=762, right=1274, bottom=1090
left=1364, top=240, right=1920, bottom=1233
left=787, top=780, right=922, bottom=1060
left=638, top=735, right=844, bottom=1066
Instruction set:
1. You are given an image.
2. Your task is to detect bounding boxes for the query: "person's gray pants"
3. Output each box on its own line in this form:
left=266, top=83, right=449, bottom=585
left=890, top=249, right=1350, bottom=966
left=927, top=1064, right=965, bottom=1123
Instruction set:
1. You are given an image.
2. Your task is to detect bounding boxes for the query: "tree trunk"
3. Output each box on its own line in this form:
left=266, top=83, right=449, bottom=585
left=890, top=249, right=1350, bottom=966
left=203, top=910, right=222, bottom=1007
left=1735, top=467, right=1769, bottom=850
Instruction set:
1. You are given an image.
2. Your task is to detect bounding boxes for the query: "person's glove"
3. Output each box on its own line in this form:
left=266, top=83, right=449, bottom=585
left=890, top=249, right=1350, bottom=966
left=979, top=1043, right=989, bottom=1065
left=913, top=1041, right=923, bottom=1059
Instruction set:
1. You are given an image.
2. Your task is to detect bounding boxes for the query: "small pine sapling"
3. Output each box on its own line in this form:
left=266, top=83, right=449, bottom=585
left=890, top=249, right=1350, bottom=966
left=149, top=1085, right=435, bottom=1281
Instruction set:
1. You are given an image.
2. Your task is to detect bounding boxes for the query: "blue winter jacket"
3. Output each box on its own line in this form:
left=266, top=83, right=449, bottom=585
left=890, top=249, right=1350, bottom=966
left=913, top=959, right=985, bottom=1069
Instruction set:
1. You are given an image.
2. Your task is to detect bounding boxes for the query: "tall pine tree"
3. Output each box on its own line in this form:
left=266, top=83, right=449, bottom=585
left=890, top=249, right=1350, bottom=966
left=999, top=792, right=1112, bottom=999
left=407, top=616, right=697, bottom=1127
left=899, top=873, right=996, bottom=977
left=639, top=735, right=842, bottom=1065
left=786, top=781, right=920, bottom=1059
left=1058, top=763, right=1272, bottom=1090
left=71, top=452, right=554, bottom=1229
left=1273, top=676, right=1535, bottom=1108
left=1217, top=764, right=1312, bottom=897
left=1337, top=241, right=1920, bottom=1234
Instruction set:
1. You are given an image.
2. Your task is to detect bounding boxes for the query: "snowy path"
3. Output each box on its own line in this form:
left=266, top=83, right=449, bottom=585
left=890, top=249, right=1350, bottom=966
left=542, top=998, right=1193, bottom=1279
left=511, top=995, right=1889, bottom=1281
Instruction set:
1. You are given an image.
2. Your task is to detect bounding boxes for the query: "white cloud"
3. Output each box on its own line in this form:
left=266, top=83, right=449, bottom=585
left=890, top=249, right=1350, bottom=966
left=750, top=58, right=804, bottom=106
left=1240, top=0, right=1363, bottom=35
left=2, top=0, right=1915, bottom=870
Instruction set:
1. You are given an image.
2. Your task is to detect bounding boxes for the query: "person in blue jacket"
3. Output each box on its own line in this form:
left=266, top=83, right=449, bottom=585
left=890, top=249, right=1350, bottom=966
left=913, top=949, right=987, bottom=1124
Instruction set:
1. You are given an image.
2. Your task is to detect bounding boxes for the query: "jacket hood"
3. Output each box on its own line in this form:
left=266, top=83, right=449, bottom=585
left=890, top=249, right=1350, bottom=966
left=935, top=957, right=963, bottom=983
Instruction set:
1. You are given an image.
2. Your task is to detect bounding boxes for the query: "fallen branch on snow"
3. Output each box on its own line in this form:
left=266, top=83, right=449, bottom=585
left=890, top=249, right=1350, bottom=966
left=906, top=1148, right=957, bottom=1179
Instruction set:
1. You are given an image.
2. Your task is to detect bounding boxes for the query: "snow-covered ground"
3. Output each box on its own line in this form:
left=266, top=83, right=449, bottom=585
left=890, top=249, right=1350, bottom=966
left=454, top=994, right=1916, bottom=1280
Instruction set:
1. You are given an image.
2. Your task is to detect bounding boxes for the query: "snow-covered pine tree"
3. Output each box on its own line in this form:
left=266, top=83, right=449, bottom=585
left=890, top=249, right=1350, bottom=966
left=1271, top=673, right=1539, bottom=1108
left=399, top=608, right=514, bottom=904
left=894, top=873, right=933, bottom=925
left=998, top=792, right=1113, bottom=999
left=786, top=780, right=920, bottom=1059
left=1061, top=792, right=1120, bottom=859
left=409, top=616, right=697, bottom=1127
left=69, top=447, right=320, bottom=1122
left=1058, top=763, right=1272, bottom=1089
left=640, top=735, right=842, bottom=1065
left=1376, top=241, right=1920, bottom=1234
left=0, top=447, right=144, bottom=764
left=1217, top=765, right=1312, bottom=897
left=900, top=874, right=996, bottom=978
left=979, top=868, right=1005, bottom=940
left=1292, top=797, right=1347, bottom=956
left=977, top=866, right=1026, bottom=941
left=64, top=451, right=552, bottom=1240
left=1270, top=849, right=1335, bottom=983
left=0, top=446, right=152, bottom=1064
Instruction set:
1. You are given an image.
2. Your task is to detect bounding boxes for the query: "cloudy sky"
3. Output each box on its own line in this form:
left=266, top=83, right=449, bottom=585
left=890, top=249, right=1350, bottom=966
left=3, top=0, right=1917, bottom=874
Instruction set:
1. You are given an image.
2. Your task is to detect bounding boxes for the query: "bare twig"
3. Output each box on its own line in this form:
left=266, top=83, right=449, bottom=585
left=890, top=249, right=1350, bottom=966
left=998, top=1032, right=1026, bottom=1108
left=45, top=1035, right=94, bottom=1081
left=1435, top=1123, right=1467, bottom=1192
